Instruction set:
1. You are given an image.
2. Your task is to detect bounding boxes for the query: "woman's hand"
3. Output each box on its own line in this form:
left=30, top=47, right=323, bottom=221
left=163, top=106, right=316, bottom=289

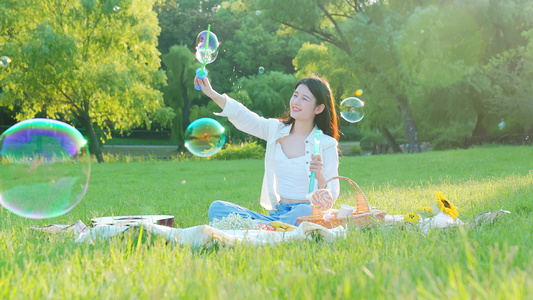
left=310, top=154, right=323, bottom=176
left=194, top=75, right=217, bottom=98
left=310, top=154, right=328, bottom=189
left=194, top=75, right=226, bottom=109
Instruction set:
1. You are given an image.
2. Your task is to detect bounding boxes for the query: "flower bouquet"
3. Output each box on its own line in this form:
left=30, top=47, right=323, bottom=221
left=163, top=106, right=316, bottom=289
left=403, top=191, right=462, bottom=232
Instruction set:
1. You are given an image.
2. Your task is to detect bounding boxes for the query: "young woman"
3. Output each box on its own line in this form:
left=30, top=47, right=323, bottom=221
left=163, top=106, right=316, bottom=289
left=194, top=75, right=340, bottom=226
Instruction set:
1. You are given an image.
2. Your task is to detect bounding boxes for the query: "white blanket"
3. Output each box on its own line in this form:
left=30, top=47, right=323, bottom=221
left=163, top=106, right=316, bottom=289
left=31, top=210, right=510, bottom=247
left=74, top=221, right=346, bottom=246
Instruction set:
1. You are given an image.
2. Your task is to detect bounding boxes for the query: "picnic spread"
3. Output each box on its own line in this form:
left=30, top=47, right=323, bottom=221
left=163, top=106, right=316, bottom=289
left=30, top=176, right=510, bottom=247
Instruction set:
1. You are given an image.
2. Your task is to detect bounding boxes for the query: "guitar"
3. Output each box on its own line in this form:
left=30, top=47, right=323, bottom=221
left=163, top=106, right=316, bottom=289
left=91, top=215, right=175, bottom=228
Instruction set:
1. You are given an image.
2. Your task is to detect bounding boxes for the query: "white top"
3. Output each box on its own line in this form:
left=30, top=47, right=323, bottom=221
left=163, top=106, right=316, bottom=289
left=214, top=94, right=340, bottom=210
left=274, top=143, right=309, bottom=200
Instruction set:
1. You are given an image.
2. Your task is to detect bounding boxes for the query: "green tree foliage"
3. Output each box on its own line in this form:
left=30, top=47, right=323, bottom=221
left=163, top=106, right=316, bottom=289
left=155, top=0, right=238, bottom=53
left=155, top=0, right=304, bottom=126
left=186, top=72, right=296, bottom=145
left=432, top=0, right=533, bottom=138
left=161, top=45, right=200, bottom=146
left=236, top=71, right=296, bottom=118
left=481, top=30, right=533, bottom=133
left=0, top=0, right=174, bottom=162
left=155, top=0, right=243, bottom=95
left=252, top=0, right=426, bottom=152
left=155, top=0, right=309, bottom=147
left=254, top=0, right=533, bottom=150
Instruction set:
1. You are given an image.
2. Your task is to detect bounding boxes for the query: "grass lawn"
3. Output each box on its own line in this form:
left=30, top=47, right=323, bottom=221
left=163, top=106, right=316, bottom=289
left=1, top=145, right=532, bottom=299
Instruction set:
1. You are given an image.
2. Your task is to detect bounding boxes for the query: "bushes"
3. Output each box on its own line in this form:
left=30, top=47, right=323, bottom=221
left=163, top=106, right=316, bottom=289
left=210, top=141, right=265, bottom=160
left=429, top=128, right=468, bottom=150
left=339, top=125, right=363, bottom=141
left=351, top=144, right=362, bottom=155
left=360, top=132, right=387, bottom=151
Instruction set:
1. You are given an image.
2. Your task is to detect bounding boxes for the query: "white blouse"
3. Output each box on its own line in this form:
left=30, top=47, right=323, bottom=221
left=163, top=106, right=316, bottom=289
left=274, top=143, right=310, bottom=200
left=214, top=94, right=340, bottom=210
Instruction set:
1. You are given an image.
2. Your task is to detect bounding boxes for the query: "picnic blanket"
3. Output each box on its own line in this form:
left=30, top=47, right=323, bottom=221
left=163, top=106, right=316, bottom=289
left=30, top=210, right=510, bottom=247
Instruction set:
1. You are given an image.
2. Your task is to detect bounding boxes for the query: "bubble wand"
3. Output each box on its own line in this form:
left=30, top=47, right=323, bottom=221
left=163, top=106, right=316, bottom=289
left=308, top=130, right=321, bottom=193
left=195, top=25, right=211, bottom=90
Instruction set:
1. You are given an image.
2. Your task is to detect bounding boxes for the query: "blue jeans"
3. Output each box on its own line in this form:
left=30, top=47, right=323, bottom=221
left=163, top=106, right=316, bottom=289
left=208, top=200, right=312, bottom=226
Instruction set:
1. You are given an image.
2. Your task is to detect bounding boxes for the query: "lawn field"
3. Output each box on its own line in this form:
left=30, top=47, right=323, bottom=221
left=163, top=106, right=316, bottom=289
left=1, top=145, right=532, bottom=299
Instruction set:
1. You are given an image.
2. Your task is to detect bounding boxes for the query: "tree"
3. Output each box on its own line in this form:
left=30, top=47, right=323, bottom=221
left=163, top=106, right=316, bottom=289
left=252, top=0, right=425, bottom=152
left=154, top=0, right=243, bottom=95
left=0, top=0, right=174, bottom=162
left=252, top=0, right=533, bottom=151
left=237, top=71, right=296, bottom=118
left=481, top=30, right=533, bottom=133
left=466, top=0, right=533, bottom=136
left=292, top=41, right=402, bottom=147
left=161, top=45, right=201, bottom=147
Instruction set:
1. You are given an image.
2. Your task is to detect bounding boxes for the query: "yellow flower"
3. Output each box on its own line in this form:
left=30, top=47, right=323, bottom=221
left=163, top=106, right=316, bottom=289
left=435, top=191, right=459, bottom=220
left=404, top=212, right=420, bottom=224
left=416, top=205, right=434, bottom=218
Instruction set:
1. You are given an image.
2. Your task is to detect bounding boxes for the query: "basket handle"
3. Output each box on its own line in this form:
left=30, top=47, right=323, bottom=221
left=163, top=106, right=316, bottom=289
left=320, top=176, right=371, bottom=214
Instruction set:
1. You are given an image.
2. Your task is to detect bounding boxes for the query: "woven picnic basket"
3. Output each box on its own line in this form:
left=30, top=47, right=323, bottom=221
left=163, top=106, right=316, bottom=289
left=297, top=176, right=386, bottom=229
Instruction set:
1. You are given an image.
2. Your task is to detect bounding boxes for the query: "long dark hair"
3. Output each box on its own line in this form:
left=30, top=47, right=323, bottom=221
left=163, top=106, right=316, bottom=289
left=281, top=76, right=339, bottom=141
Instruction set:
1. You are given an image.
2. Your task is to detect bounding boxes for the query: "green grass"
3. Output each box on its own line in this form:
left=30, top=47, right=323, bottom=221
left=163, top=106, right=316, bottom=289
left=1, top=145, right=532, bottom=299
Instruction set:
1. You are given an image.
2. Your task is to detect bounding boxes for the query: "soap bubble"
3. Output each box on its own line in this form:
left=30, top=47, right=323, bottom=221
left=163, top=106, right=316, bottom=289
left=184, top=118, right=225, bottom=157
left=256, top=10, right=260, bottom=15
left=195, top=31, right=219, bottom=65
left=498, top=120, right=506, bottom=130
left=1, top=56, right=11, bottom=67
left=0, top=119, right=90, bottom=219
left=113, top=6, right=120, bottom=12
left=340, top=97, right=365, bottom=123
left=258, top=66, right=265, bottom=74
left=355, top=89, right=363, bottom=97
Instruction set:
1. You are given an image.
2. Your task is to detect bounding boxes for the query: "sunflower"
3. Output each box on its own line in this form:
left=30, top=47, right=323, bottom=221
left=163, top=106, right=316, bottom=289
left=404, top=212, right=420, bottom=224
left=435, top=191, right=459, bottom=220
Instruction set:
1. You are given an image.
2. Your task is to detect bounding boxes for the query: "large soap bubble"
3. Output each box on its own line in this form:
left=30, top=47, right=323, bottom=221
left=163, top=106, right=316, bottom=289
left=0, top=119, right=91, bottom=219
left=184, top=118, right=225, bottom=157
left=195, top=30, right=219, bottom=65
left=340, top=97, right=365, bottom=123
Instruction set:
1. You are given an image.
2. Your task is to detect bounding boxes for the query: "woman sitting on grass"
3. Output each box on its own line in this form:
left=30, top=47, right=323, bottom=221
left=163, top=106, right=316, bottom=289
left=194, top=75, right=340, bottom=226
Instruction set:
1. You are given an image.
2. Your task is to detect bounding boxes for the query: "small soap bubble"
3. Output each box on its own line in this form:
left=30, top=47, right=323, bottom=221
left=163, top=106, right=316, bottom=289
left=498, top=120, right=506, bottom=130
left=256, top=10, right=260, bottom=15
left=184, top=118, right=225, bottom=157
left=0, top=119, right=90, bottom=219
left=195, top=31, right=220, bottom=65
left=355, top=89, right=363, bottom=97
left=258, top=66, right=265, bottom=74
left=113, top=6, right=120, bottom=12
left=1, top=56, right=11, bottom=67
left=340, top=97, right=365, bottom=123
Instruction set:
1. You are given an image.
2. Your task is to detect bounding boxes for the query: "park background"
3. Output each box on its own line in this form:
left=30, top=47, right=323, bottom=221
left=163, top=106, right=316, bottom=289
left=1, top=1, right=533, bottom=299
left=1, top=0, right=532, bottom=159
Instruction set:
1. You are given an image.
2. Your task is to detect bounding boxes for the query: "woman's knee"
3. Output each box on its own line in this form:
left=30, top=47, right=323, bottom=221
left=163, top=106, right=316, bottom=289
left=208, top=200, right=227, bottom=221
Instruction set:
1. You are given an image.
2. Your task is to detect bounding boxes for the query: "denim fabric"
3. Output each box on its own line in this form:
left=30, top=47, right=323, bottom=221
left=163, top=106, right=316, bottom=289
left=208, top=200, right=312, bottom=226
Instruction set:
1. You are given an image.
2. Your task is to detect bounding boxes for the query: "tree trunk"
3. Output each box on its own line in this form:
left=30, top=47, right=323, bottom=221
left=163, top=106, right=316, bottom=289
left=472, top=111, right=487, bottom=136
left=79, top=112, right=104, bottom=163
left=379, top=126, right=402, bottom=153
left=397, top=95, right=421, bottom=153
